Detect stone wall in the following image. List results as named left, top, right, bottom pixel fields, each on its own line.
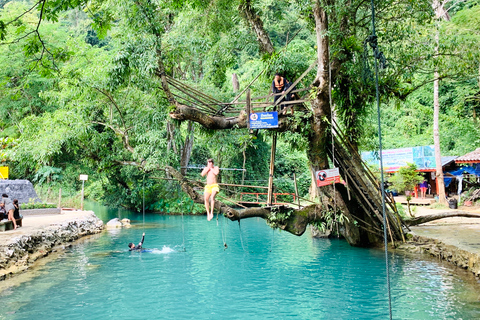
left=0, top=212, right=104, bottom=280
left=397, top=234, right=480, bottom=277
left=0, top=180, right=41, bottom=204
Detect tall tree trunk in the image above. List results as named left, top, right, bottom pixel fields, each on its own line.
left=308, top=2, right=331, bottom=199
left=433, top=1, right=449, bottom=205
left=180, top=121, right=195, bottom=175
left=433, top=68, right=447, bottom=205
left=232, top=73, right=239, bottom=92
left=238, top=0, right=275, bottom=54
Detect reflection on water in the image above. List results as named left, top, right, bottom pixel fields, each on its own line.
left=0, top=205, right=480, bottom=319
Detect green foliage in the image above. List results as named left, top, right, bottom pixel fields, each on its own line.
left=389, top=163, right=423, bottom=194
left=20, top=202, right=57, bottom=209
left=1, top=0, right=480, bottom=213
left=33, top=166, right=63, bottom=185
left=266, top=206, right=294, bottom=229
left=311, top=209, right=348, bottom=235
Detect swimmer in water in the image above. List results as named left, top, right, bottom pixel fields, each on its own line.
left=128, top=233, right=145, bottom=251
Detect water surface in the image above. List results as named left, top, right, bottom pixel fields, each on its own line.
left=1, top=205, right=479, bottom=319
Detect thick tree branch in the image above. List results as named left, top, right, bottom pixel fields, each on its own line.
left=91, top=121, right=135, bottom=153
left=169, top=102, right=300, bottom=131
left=165, top=165, right=331, bottom=236
left=405, top=211, right=480, bottom=227
left=238, top=0, right=274, bottom=54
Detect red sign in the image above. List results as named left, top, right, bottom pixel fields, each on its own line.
left=316, top=168, right=340, bottom=187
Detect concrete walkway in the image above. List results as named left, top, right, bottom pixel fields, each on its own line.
left=0, top=210, right=97, bottom=245
left=408, top=206, right=480, bottom=256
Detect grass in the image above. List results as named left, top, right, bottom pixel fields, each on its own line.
left=429, top=202, right=448, bottom=210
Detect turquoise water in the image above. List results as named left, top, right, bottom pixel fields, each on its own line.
left=1, top=205, right=480, bottom=319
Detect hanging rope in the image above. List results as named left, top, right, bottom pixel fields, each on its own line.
left=328, top=44, right=339, bottom=238
left=142, top=173, right=146, bottom=233
left=270, top=229, right=275, bottom=252
left=216, top=212, right=228, bottom=249
left=237, top=217, right=247, bottom=252
left=369, top=0, right=393, bottom=319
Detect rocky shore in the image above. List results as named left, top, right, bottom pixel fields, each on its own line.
left=396, top=206, right=480, bottom=277
left=0, top=211, right=104, bottom=280
left=397, top=234, right=480, bottom=276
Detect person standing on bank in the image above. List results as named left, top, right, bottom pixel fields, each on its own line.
left=201, top=159, right=220, bottom=221
left=420, top=179, right=428, bottom=199
left=1, top=194, right=16, bottom=230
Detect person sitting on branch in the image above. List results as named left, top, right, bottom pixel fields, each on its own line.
left=201, top=158, right=220, bottom=221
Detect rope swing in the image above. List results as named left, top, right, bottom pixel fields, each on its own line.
left=369, top=0, right=393, bottom=318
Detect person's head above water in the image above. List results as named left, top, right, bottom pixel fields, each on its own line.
left=128, top=242, right=135, bottom=249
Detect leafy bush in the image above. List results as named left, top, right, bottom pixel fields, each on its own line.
left=20, top=202, right=57, bottom=209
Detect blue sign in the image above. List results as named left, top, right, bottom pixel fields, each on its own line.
left=249, top=112, right=278, bottom=129
left=361, top=145, right=436, bottom=172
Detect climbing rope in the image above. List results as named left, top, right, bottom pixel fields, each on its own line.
left=369, top=0, right=393, bottom=318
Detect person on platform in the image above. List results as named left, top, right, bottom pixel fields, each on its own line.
left=201, top=158, right=220, bottom=221
left=271, top=73, right=295, bottom=114
left=128, top=233, right=145, bottom=251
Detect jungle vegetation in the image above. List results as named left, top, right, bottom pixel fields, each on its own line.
left=0, top=0, right=479, bottom=233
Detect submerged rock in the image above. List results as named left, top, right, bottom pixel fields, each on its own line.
left=121, top=218, right=131, bottom=228
left=106, top=218, right=123, bottom=228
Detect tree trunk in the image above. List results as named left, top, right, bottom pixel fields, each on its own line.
left=405, top=211, right=480, bottom=226
left=433, top=11, right=447, bottom=205
left=180, top=121, right=195, bottom=175
left=238, top=0, right=275, bottom=55
left=232, top=73, right=239, bottom=92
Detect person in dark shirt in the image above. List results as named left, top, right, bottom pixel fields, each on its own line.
left=128, top=233, right=145, bottom=251
left=271, top=73, right=295, bottom=114
left=13, top=199, right=20, bottom=220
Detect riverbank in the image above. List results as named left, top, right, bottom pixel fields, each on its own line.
left=0, top=210, right=104, bottom=280
left=397, top=205, right=480, bottom=277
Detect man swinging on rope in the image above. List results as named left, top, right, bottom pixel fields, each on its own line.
left=201, top=158, right=220, bottom=221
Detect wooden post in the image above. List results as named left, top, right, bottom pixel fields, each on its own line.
left=81, top=180, right=85, bottom=211
left=58, top=188, right=62, bottom=209
left=267, top=132, right=277, bottom=206
left=293, top=173, right=301, bottom=209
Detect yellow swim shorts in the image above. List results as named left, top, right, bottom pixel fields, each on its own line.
left=205, top=184, right=220, bottom=194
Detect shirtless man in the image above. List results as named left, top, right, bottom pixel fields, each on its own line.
left=201, top=158, right=220, bottom=221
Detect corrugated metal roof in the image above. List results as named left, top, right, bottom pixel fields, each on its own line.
left=441, top=156, right=458, bottom=167
left=455, top=148, right=480, bottom=163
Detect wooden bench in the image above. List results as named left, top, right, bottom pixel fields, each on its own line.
left=0, top=217, right=23, bottom=232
